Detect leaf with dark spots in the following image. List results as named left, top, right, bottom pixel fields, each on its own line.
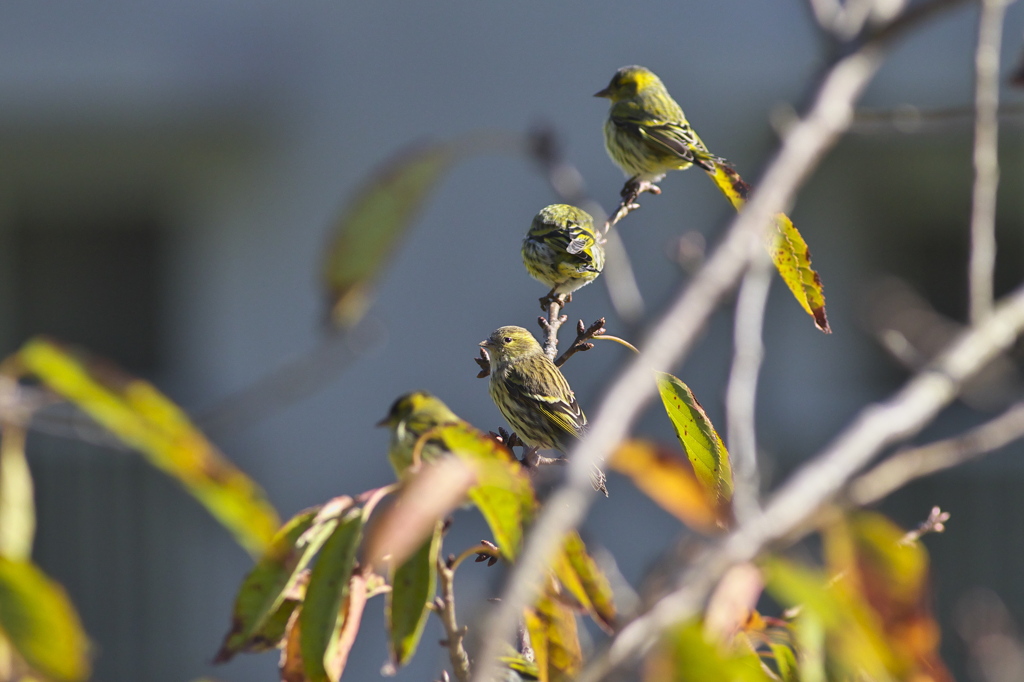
left=704, top=164, right=829, bottom=333
left=655, top=374, right=733, bottom=512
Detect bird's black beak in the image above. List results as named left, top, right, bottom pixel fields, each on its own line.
left=375, top=416, right=389, bottom=427
left=479, top=339, right=491, bottom=348
left=594, top=87, right=611, bottom=98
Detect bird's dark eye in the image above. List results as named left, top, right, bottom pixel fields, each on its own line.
left=503, top=337, right=513, bottom=344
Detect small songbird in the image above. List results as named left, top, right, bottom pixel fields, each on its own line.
left=521, top=204, right=604, bottom=304
left=377, top=391, right=462, bottom=476
left=480, top=326, right=606, bottom=495
left=595, top=65, right=725, bottom=194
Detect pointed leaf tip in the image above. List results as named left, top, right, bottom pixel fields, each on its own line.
left=654, top=374, right=733, bottom=512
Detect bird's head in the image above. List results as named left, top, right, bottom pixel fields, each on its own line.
left=377, top=391, right=451, bottom=428
left=594, top=65, right=663, bottom=101
left=532, top=204, right=594, bottom=233
left=480, top=326, right=543, bottom=364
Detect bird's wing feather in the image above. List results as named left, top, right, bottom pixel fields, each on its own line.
left=610, top=104, right=724, bottom=171
left=528, top=226, right=598, bottom=266
left=505, top=364, right=586, bottom=440
left=640, top=125, right=723, bottom=170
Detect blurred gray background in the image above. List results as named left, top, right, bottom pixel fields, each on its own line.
left=0, top=2, right=1023, bottom=680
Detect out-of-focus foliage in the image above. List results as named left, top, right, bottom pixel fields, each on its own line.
left=0, top=422, right=33, bottom=561
left=609, top=439, right=722, bottom=532
left=645, top=621, right=772, bottom=682
left=763, top=510, right=953, bottom=682
left=323, top=134, right=524, bottom=329
left=0, top=558, right=91, bottom=682
left=553, top=531, right=617, bottom=633
left=386, top=522, right=441, bottom=666
left=524, top=583, right=583, bottom=682
left=218, top=403, right=621, bottom=680
left=14, top=338, right=280, bottom=556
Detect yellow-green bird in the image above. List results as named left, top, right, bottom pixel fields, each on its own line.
left=480, top=326, right=606, bottom=495
left=595, top=65, right=725, bottom=194
left=377, top=391, right=462, bottom=477
left=522, top=204, right=604, bottom=304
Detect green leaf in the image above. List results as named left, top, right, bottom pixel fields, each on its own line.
left=768, top=641, right=800, bottom=682
left=763, top=556, right=895, bottom=681
left=524, top=591, right=582, bottom=682
left=387, top=521, right=442, bottom=667
left=216, top=500, right=353, bottom=661
left=655, top=373, right=733, bottom=508
left=0, top=423, right=34, bottom=560
left=827, top=511, right=952, bottom=680
left=300, top=506, right=365, bottom=682
left=0, top=558, right=90, bottom=682
left=552, top=532, right=616, bottom=633
left=323, top=141, right=463, bottom=328
left=438, top=423, right=535, bottom=560
left=647, top=620, right=772, bottom=682
left=17, top=338, right=280, bottom=556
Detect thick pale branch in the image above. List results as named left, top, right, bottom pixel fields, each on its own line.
left=581, top=282, right=1024, bottom=681
left=968, top=0, right=1010, bottom=324
left=849, top=399, right=1024, bottom=506
left=724, top=250, right=773, bottom=524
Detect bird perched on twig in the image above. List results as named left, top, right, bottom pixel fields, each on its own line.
left=480, top=326, right=607, bottom=495
left=521, top=204, right=605, bottom=307
left=595, top=65, right=726, bottom=200
left=377, top=391, right=463, bottom=477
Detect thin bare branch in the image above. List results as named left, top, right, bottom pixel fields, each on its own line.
left=725, top=249, right=773, bottom=525
left=554, top=318, right=607, bottom=368
left=850, top=102, right=1024, bottom=135
left=435, top=555, right=472, bottom=682
left=538, top=298, right=569, bottom=361
left=969, top=0, right=1012, bottom=324
left=849, top=399, right=1024, bottom=506
left=898, top=506, right=950, bottom=545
